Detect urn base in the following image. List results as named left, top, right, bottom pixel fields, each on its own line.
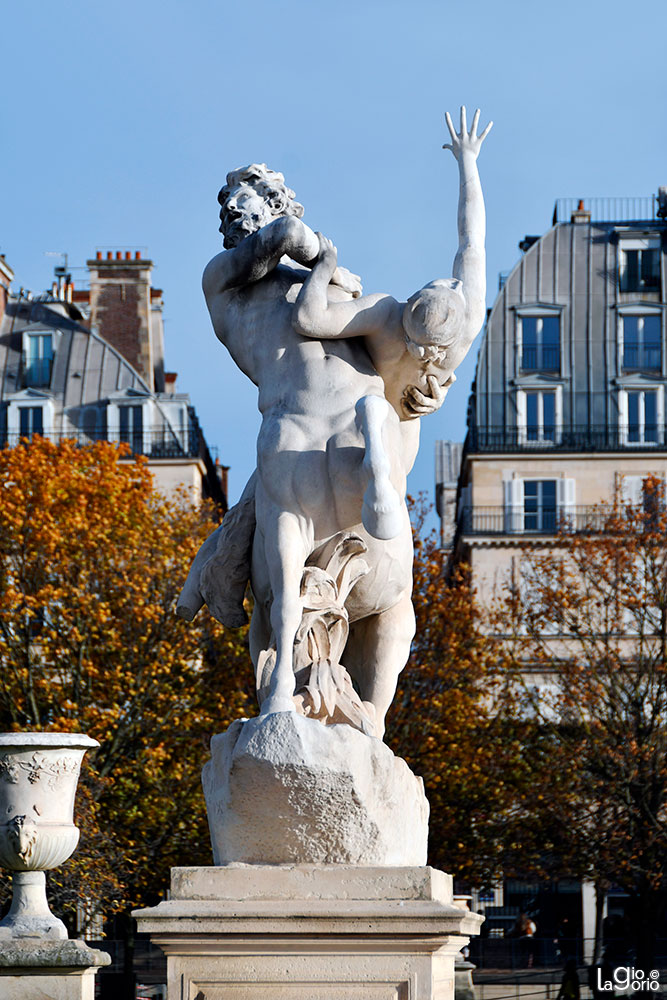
left=0, top=871, right=67, bottom=940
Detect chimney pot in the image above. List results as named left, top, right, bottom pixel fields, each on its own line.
left=135, top=251, right=141, bottom=260
left=571, top=199, right=591, bottom=224
left=107, top=251, right=112, bottom=260
left=116, top=251, right=122, bottom=261
left=96, top=251, right=102, bottom=261
left=125, top=251, right=131, bottom=260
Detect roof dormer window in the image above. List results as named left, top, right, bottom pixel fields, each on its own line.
left=619, top=237, right=661, bottom=293
left=22, top=332, right=54, bottom=388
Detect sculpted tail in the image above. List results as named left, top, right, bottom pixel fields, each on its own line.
left=177, top=472, right=257, bottom=628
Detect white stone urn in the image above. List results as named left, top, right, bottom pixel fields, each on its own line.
left=0, top=733, right=99, bottom=939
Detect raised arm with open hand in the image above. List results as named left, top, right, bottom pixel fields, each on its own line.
left=441, top=106, right=492, bottom=349
left=442, top=106, right=492, bottom=162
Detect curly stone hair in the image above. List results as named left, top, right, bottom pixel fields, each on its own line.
left=218, top=163, right=304, bottom=244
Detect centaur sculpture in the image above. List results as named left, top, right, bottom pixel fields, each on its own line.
left=178, top=108, right=491, bottom=738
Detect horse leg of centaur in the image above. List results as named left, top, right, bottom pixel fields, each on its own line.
left=258, top=505, right=311, bottom=715
left=345, top=590, right=415, bottom=738
left=355, top=394, right=403, bottom=541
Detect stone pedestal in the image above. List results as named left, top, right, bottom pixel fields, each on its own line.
left=0, top=939, right=111, bottom=1000
left=134, top=864, right=483, bottom=1000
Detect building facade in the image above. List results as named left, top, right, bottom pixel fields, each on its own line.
left=455, top=190, right=667, bottom=597
left=452, top=189, right=667, bottom=956
left=0, top=250, right=226, bottom=508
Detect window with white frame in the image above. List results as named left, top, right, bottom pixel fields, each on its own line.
left=18, top=406, right=44, bottom=438
left=22, top=332, right=54, bottom=388
left=619, top=388, right=663, bottom=445
left=520, top=315, right=560, bottom=373
left=503, top=477, right=575, bottom=533
left=619, top=474, right=664, bottom=635
left=622, top=314, right=662, bottom=372
left=107, top=394, right=152, bottom=454
left=5, top=394, right=54, bottom=442
left=517, top=387, right=562, bottom=444
left=119, top=404, right=144, bottom=452
left=523, top=479, right=557, bottom=532
left=619, top=237, right=661, bottom=293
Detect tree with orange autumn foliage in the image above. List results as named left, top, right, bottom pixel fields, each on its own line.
left=496, top=477, right=667, bottom=967
left=388, top=499, right=548, bottom=890
left=0, top=438, right=255, bottom=933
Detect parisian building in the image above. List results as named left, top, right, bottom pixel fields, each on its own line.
left=454, top=189, right=667, bottom=597
left=450, top=187, right=667, bottom=955
left=0, top=250, right=226, bottom=508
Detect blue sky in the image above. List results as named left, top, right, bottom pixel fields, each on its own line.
left=3, top=0, right=666, bottom=508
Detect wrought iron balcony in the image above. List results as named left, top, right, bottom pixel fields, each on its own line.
left=458, top=504, right=613, bottom=536
left=0, top=427, right=204, bottom=459
left=467, top=424, right=667, bottom=453
left=622, top=345, right=662, bottom=371
left=520, top=345, right=560, bottom=373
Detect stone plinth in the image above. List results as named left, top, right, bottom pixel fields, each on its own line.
left=134, top=864, right=483, bottom=1000
left=0, top=939, right=111, bottom=1000
left=203, top=713, right=429, bottom=866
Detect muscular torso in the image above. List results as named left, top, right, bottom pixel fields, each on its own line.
left=206, top=260, right=416, bottom=616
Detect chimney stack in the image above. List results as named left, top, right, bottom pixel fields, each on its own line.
left=86, top=250, right=164, bottom=391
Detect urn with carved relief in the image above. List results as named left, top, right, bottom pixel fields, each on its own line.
left=0, top=733, right=98, bottom=939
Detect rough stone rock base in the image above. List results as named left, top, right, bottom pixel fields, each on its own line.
left=0, top=939, right=110, bottom=1000
left=202, top=712, right=429, bottom=865
left=134, top=864, right=483, bottom=1000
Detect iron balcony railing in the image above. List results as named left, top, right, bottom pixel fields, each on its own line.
left=520, top=346, right=560, bottom=373
left=459, top=504, right=625, bottom=536
left=552, top=195, right=660, bottom=224
left=0, top=427, right=203, bottom=459
left=458, top=504, right=648, bottom=535
left=467, top=424, right=667, bottom=453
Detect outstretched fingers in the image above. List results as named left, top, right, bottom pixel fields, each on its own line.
left=479, top=120, right=494, bottom=141
left=444, top=106, right=492, bottom=153
left=444, top=110, right=458, bottom=144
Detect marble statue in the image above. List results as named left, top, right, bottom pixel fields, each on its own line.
left=179, top=108, right=491, bottom=739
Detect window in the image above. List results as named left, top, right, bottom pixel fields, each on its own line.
left=119, top=405, right=144, bottom=452
left=523, top=389, right=559, bottom=443
left=621, top=474, right=664, bottom=509
left=19, top=406, right=43, bottom=438
left=619, top=238, right=661, bottom=293
left=520, top=316, right=560, bottom=372
left=22, top=333, right=54, bottom=388
left=622, top=315, right=662, bottom=371
left=526, top=391, right=555, bottom=441
left=503, top=477, right=574, bottom=534
left=620, top=389, right=662, bottom=445
left=523, top=480, right=557, bottom=532
left=517, top=387, right=563, bottom=446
